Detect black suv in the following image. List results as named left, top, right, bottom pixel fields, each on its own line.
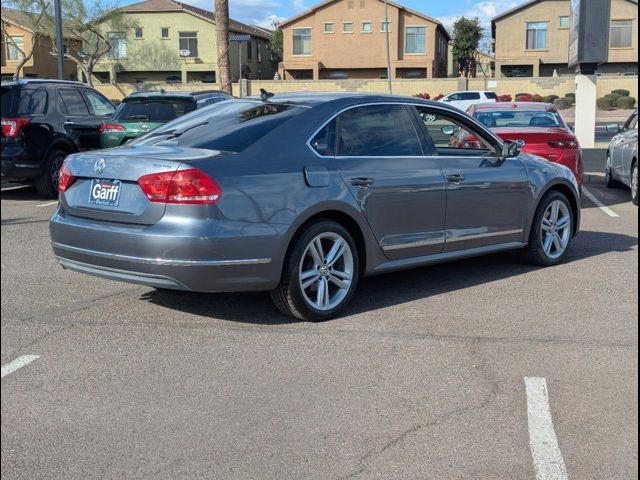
left=1, top=79, right=116, bottom=197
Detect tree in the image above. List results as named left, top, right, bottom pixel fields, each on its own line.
left=42, top=0, right=133, bottom=86
left=270, top=20, right=282, bottom=71
left=214, top=0, right=231, bottom=94
left=451, top=17, right=483, bottom=78
left=1, top=0, right=50, bottom=80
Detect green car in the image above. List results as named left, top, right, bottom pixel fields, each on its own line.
left=99, top=90, right=233, bottom=148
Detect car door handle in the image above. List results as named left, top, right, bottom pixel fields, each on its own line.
left=447, top=174, right=465, bottom=184
left=350, top=177, right=375, bottom=188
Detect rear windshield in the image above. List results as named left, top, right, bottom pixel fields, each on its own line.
left=114, top=98, right=196, bottom=122
left=474, top=110, right=564, bottom=128
left=133, top=100, right=306, bottom=152
left=1, top=87, right=47, bottom=115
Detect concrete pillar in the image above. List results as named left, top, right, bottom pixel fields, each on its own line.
left=532, top=62, right=540, bottom=77
left=312, top=64, right=319, bottom=80
left=574, top=74, right=597, bottom=148
left=181, top=68, right=188, bottom=84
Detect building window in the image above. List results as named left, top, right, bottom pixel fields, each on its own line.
left=324, top=22, right=334, bottom=33
left=362, top=22, right=372, bottom=33
left=257, top=43, right=262, bottom=62
left=610, top=19, right=633, bottom=48
left=107, top=33, right=127, bottom=59
left=405, top=26, right=426, bottom=54
left=381, top=21, right=391, bottom=32
left=559, top=16, right=570, bottom=28
left=526, top=22, right=547, bottom=49
left=134, top=27, right=143, bottom=38
left=7, top=35, right=25, bottom=61
left=343, top=22, right=353, bottom=33
left=347, top=0, right=354, bottom=8
left=161, top=27, right=169, bottom=38
left=292, top=28, right=312, bottom=55
left=179, top=31, right=198, bottom=57
left=247, top=40, right=252, bottom=60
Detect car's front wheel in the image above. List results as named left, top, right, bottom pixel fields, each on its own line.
left=271, top=220, right=359, bottom=321
left=631, top=162, right=638, bottom=206
left=522, top=191, right=574, bottom=267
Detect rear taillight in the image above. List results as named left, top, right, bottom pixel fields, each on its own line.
left=548, top=137, right=579, bottom=149
left=1, top=117, right=30, bottom=137
left=99, top=123, right=126, bottom=133
left=57, top=164, right=76, bottom=193
left=137, top=169, right=222, bottom=205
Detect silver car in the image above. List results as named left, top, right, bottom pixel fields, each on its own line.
left=605, top=109, right=638, bottom=205
left=50, top=94, right=581, bottom=321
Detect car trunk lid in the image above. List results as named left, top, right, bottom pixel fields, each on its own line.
left=60, top=145, right=223, bottom=225
left=492, top=127, right=574, bottom=161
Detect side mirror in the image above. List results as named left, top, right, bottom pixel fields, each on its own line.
left=441, top=125, right=456, bottom=136
left=501, top=140, right=520, bottom=159
left=605, top=123, right=622, bottom=133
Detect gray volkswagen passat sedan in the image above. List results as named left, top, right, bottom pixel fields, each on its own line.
left=605, top=109, right=638, bottom=205
left=50, top=94, right=581, bottom=321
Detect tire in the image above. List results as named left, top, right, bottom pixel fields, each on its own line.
left=521, top=191, right=574, bottom=267
left=631, top=162, right=638, bottom=206
left=34, top=148, right=67, bottom=198
left=271, top=220, right=360, bottom=322
left=605, top=153, right=619, bottom=188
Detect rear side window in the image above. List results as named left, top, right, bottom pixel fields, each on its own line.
left=133, top=100, right=306, bottom=152
left=59, top=89, right=90, bottom=115
left=1, top=87, right=47, bottom=115
left=310, top=119, right=336, bottom=156
left=460, top=92, right=481, bottom=100
left=484, top=92, right=497, bottom=100
left=115, top=99, right=196, bottom=122
left=336, top=105, right=422, bottom=157
left=84, top=91, right=115, bottom=116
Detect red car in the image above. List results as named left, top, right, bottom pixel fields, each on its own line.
left=453, top=102, right=584, bottom=184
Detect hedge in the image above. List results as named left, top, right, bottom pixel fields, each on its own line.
left=612, top=89, right=630, bottom=97
left=554, top=98, right=572, bottom=110
left=616, top=96, right=637, bottom=109
left=596, top=96, right=615, bottom=110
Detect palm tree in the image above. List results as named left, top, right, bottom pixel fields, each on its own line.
left=214, top=0, right=231, bottom=94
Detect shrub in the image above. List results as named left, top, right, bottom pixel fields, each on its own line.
left=553, top=98, right=572, bottom=110
left=542, top=95, right=559, bottom=103
left=432, top=93, right=445, bottom=101
left=565, top=92, right=576, bottom=99
left=530, top=94, right=544, bottom=102
left=497, top=94, right=513, bottom=102
left=616, top=96, right=637, bottom=109
left=516, top=94, right=533, bottom=102
left=414, top=92, right=431, bottom=99
left=612, top=89, right=630, bottom=97
left=596, top=96, right=616, bottom=110
left=563, top=94, right=575, bottom=105
left=515, top=93, right=531, bottom=97
left=605, top=93, right=621, bottom=103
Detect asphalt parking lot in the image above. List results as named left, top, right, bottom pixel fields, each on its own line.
left=1, top=165, right=637, bottom=479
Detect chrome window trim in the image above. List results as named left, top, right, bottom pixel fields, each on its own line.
left=52, top=242, right=272, bottom=267
left=305, top=101, right=504, bottom=159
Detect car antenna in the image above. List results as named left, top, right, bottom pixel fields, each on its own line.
left=260, top=88, right=275, bottom=102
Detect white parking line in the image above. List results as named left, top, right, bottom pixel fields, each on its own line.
left=525, top=376, right=569, bottom=480
left=36, top=201, right=59, bottom=207
left=1, top=355, right=41, bottom=379
left=582, top=187, right=620, bottom=218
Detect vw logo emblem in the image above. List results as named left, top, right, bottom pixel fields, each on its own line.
left=516, top=139, right=526, bottom=148
left=94, top=157, right=106, bottom=175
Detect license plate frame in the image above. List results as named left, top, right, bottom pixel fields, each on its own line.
left=88, top=179, right=122, bottom=207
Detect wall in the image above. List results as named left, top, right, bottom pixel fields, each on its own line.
left=93, top=76, right=638, bottom=102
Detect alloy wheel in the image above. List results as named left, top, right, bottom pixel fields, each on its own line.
left=632, top=165, right=638, bottom=202
left=540, top=200, right=572, bottom=260
left=299, top=232, right=354, bottom=311
left=50, top=154, right=65, bottom=189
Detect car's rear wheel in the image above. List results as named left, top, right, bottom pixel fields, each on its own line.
left=34, top=148, right=66, bottom=198
left=631, top=162, right=638, bottom=206
left=271, top=220, right=359, bottom=322
left=521, top=191, right=574, bottom=267
left=605, top=153, right=619, bottom=188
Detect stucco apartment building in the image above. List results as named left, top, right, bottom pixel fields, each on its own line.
left=1, top=8, right=79, bottom=80
left=492, top=0, right=638, bottom=77
left=92, top=0, right=275, bottom=84
left=279, top=0, right=450, bottom=80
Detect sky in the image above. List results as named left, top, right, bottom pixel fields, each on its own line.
left=121, top=0, right=523, bottom=35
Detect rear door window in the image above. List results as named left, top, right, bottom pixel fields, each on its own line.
left=484, top=92, right=497, bottom=100
left=460, top=92, right=481, bottom=100
left=1, top=87, right=47, bottom=115
left=115, top=99, right=196, bottom=122
left=59, top=89, right=90, bottom=115
left=310, top=119, right=336, bottom=156
left=336, top=104, right=423, bottom=157
left=84, top=91, right=115, bottom=117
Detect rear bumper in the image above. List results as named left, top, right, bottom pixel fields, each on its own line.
left=49, top=210, right=287, bottom=292
left=1, top=146, right=43, bottom=178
